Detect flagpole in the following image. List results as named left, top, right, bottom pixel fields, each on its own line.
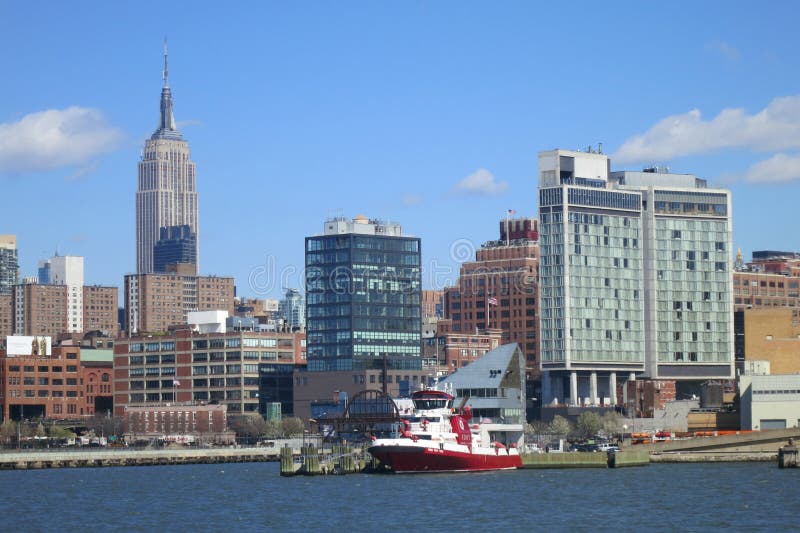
left=506, top=213, right=510, bottom=247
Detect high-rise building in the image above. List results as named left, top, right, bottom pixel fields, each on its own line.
left=537, top=149, right=733, bottom=407
left=0, top=235, right=19, bottom=295
left=50, top=255, right=84, bottom=333
left=305, top=215, right=422, bottom=372
left=12, top=282, right=118, bottom=338
left=279, top=288, right=305, bottom=331
left=124, top=270, right=234, bottom=335
left=442, top=217, right=539, bottom=373
left=153, top=224, right=197, bottom=274
left=136, top=44, right=198, bottom=274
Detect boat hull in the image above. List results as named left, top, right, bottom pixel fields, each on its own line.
left=368, top=444, right=521, bottom=473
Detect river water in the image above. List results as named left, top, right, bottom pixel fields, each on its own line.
left=0, top=461, right=796, bottom=531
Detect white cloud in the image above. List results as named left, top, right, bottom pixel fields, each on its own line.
left=453, top=168, right=507, bottom=195
left=743, top=153, right=800, bottom=184
left=708, top=40, right=739, bottom=61
left=613, top=96, right=800, bottom=163
left=0, top=106, right=122, bottom=174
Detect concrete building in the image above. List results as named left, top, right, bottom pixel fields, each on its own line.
left=537, top=149, right=733, bottom=407
left=0, top=235, right=19, bottom=295
left=113, top=328, right=306, bottom=417
left=136, top=45, right=198, bottom=274
left=739, top=374, right=800, bottom=430
left=153, top=225, right=197, bottom=274
left=123, top=270, right=234, bottom=335
left=443, top=217, right=539, bottom=374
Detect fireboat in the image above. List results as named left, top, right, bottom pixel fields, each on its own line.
left=367, top=389, right=521, bottom=473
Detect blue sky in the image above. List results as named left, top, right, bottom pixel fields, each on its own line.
left=2, top=1, right=800, bottom=298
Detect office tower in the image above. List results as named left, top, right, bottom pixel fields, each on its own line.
left=279, top=288, right=305, bottom=330
left=305, top=215, right=422, bottom=371
left=153, top=224, right=197, bottom=273
left=537, top=149, right=733, bottom=407
left=37, top=259, right=51, bottom=284
left=136, top=44, right=198, bottom=274
left=0, top=235, right=19, bottom=295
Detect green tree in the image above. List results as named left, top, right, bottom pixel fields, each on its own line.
left=548, top=415, right=572, bottom=437
left=575, top=411, right=603, bottom=439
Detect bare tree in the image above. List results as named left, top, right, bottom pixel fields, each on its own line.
left=0, top=421, right=16, bottom=447
left=281, top=417, right=304, bottom=436
left=548, top=415, right=572, bottom=437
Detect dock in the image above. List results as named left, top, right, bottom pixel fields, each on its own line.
left=279, top=445, right=371, bottom=476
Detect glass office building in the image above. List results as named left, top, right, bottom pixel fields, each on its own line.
left=305, top=216, right=422, bottom=372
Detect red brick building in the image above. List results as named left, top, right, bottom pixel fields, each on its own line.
left=123, top=404, right=233, bottom=443
left=113, top=328, right=306, bottom=417
left=0, top=344, right=85, bottom=420
left=443, top=218, right=539, bottom=375
left=422, top=328, right=502, bottom=373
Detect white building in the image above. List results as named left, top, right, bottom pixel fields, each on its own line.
left=740, top=374, right=800, bottom=430
left=538, top=149, right=733, bottom=407
left=50, top=255, right=84, bottom=333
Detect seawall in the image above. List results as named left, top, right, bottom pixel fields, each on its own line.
left=0, top=447, right=281, bottom=470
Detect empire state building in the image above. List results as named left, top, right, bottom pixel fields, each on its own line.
left=136, top=44, right=198, bottom=274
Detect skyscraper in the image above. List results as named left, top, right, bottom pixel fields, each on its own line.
left=136, top=43, right=198, bottom=274
left=153, top=224, right=197, bottom=273
left=0, top=235, right=19, bottom=295
left=305, top=215, right=422, bottom=371
left=537, top=149, right=733, bottom=407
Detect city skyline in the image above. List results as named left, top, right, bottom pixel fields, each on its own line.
left=2, top=2, right=800, bottom=297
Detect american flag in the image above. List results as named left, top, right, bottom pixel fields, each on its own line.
left=488, top=297, right=498, bottom=306
left=507, top=209, right=516, bottom=216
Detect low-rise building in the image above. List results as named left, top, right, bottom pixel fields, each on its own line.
left=0, top=339, right=85, bottom=420
left=123, top=403, right=234, bottom=443
left=739, top=374, right=800, bottom=430
left=113, top=328, right=306, bottom=418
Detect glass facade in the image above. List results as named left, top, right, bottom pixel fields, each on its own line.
left=305, top=233, right=422, bottom=371
left=649, top=192, right=732, bottom=364
left=539, top=187, right=645, bottom=367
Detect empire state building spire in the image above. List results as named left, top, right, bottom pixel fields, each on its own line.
left=153, top=40, right=181, bottom=139
left=137, top=41, right=198, bottom=275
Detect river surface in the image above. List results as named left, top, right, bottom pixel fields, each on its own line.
left=0, top=461, right=797, bottom=531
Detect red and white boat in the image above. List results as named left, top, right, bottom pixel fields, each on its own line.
left=367, top=389, right=521, bottom=473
